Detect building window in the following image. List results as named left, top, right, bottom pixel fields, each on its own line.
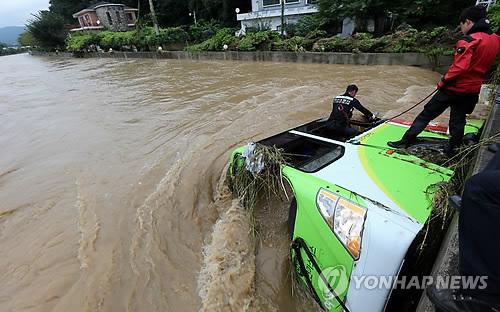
left=263, top=0, right=299, bottom=6
left=84, top=14, right=91, bottom=26
left=127, top=13, right=134, bottom=23
left=116, top=11, right=122, bottom=24
left=106, top=12, right=113, bottom=25
left=263, top=0, right=279, bottom=6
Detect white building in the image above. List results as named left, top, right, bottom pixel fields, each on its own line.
left=236, top=0, right=318, bottom=35
left=476, top=0, right=497, bottom=10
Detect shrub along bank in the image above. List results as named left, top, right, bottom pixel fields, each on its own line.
left=185, top=26, right=457, bottom=56
left=66, top=24, right=457, bottom=56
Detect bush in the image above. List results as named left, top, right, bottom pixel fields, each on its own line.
left=272, top=36, right=314, bottom=51
left=67, top=26, right=192, bottom=52
left=305, top=29, right=328, bottom=40
left=185, top=28, right=237, bottom=51
left=238, top=30, right=280, bottom=51
left=66, top=33, right=95, bottom=52
left=314, top=36, right=353, bottom=52
left=157, top=27, right=189, bottom=46
left=134, top=27, right=155, bottom=49
left=351, top=33, right=377, bottom=52
left=489, top=3, right=500, bottom=32
left=188, top=20, right=222, bottom=43
left=98, top=31, right=118, bottom=49
left=292, top=14, right=325, bottom=37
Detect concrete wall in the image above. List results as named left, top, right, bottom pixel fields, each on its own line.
left=30, top=51, right=73, bottom=57
left=77, top=51, right=452, bottom=70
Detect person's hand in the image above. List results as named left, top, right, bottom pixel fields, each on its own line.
left=437, top=76, right=447, bottom=89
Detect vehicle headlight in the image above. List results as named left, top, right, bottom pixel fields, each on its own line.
left=316, top=188, right=367, bottom=260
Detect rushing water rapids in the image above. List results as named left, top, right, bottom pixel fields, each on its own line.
left=0, top=53, right=443, bottom=312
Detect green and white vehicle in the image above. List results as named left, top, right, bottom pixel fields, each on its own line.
left=228, top=117, right=483, bottom=311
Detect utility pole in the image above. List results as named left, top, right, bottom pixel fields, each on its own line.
left=280, top=0, right=285, bottom=36
left=148, top=0, right=160, bottom=36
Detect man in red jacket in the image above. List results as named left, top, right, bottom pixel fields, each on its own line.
left=388, top=6, right=499, bottom=152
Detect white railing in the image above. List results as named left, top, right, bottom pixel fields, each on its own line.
left=476, top=0, right=497, bottom=10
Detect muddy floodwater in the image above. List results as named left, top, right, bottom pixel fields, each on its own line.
left=0, top=53, right=441, bottom=312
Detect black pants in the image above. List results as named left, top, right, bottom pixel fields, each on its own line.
left=459, top=152, right=500, bottom=299
left=326, top=125, right=359, bottom=139
left=402, top=89, right=478, bottom=149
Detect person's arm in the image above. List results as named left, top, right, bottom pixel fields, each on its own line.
left=438, top=36, right=479, bottom=88
left=351, top=98, right=374, bottom=119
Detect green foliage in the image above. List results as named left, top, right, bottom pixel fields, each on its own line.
left=286, top=14, right=326, bottom=38
left=489, top=3, right=500, bottom=32
left=272, top=36, right=314, bottom=51
left=18, top=31, right=38, bottom=47
left=316, top=0, right=474, bottom=30
left=186, top=28, right=236, bottom=51
left=188, top=20, right=222, bottom=43
left=314, top=36, right=353, bottom=52
left=0, top=43, right=27, bottom=56
left=66, top=33, right=95, bottom=52
left=48, top=0, right=92, bottom=23
left=157, top=27, right=189, bottom=45
left=134, top=27, right=157, bottom=49
left=27, top=10, right=67, bottom=49
left=238, top=30, right=280, bottom=51
left=389, top=28, right=419, bottom=53
left=312, top=26, right=456, bottom=53
left=48, top=0, right=250, bottom=28
left=66, top=26, right=191, bottom=52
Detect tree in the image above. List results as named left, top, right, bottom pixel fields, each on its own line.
left=18, top=31, right=37, bottom=47
left=148, top=0, right=160, bottom=35
left=489, top=3, right=500, bottom=33
left=27, top=11, right=68, bottom=49
left=317, top=0, right=475, bottom=31
left=49, top=0, right=93, bottom=23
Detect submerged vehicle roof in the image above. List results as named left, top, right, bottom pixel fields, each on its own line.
left=236, top=118, right=484, bottom=225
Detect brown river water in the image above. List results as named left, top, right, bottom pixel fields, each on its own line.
left=0, top=53, right=442, bottom=312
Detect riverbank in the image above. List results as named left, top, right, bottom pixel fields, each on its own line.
left=30, top=50, right=452, bottom=71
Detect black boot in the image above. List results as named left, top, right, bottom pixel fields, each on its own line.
left=387, top=139, right=413, bottom=149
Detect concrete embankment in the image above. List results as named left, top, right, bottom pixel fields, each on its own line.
left=30, top=50, right=452, bottom=70
left=417, top=92, right=499, bottom=311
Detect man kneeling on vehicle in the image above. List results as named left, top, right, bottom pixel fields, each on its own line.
left=326, top=84, right=377, bottom=139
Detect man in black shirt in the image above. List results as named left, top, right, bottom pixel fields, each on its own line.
left=326, top=84, right=376, bottom=138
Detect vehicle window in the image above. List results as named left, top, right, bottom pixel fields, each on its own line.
left=259, top=133, right=344, bottom=173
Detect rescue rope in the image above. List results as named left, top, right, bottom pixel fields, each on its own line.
left=347, top=88, right=438, bottom=127
left=386, top=88, right=438, bottom=121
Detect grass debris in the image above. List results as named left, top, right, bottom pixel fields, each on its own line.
left=227, top=143, right=289, bottom=213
